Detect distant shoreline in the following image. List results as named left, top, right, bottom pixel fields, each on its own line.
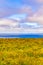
left=0, top=34, right=43, bottom=38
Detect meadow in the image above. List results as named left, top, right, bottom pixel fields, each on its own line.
left=0, top=38, right=43, bottom=65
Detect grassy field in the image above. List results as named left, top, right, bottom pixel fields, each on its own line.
left=0, top=38, right=43, bottom=65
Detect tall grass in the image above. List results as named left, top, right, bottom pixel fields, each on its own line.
left=0, top=38, right=43, bottom=65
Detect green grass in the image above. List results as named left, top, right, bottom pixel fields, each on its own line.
left=0, top=38, right=43, bottom=65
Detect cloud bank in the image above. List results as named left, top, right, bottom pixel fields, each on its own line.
left=0, top=18, right=43, bottom=34
left=0, top=0, right=43, bottom=34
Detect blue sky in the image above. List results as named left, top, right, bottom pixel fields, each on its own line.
left=0, top=0, right=42, bottom=18
left=0, top=0, right=43, bottom=34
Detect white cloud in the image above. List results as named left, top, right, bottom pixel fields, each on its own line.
left=8, top=14, right=27, bottom=21
left=0, top=18, right=19, bottom=26
left=0, top=18, right=43, bottom=34
left=26, top=16, right=43, bottom=24
left=26, top=6, right=43, bottom=24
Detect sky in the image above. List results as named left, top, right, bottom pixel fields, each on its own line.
left=0, top=0, right=43, bottom=34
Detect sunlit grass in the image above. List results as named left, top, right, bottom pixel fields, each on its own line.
left=0, top=38, right=43, bottom=65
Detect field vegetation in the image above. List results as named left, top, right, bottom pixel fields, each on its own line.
left=0, top=38, right=43, bottom=65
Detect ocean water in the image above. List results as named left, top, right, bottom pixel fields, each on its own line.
left=0, top=34, right=43, bottom=38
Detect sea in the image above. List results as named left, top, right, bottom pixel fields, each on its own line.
left=0, top=34, right=43, bottom=38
